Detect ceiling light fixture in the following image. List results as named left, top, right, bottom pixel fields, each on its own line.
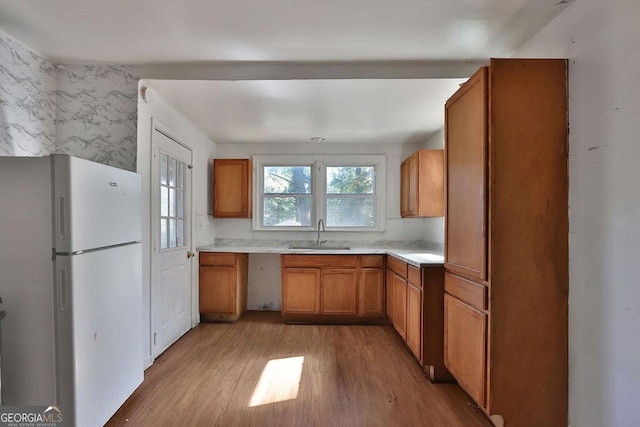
left=310, top=137, right=325, bottom=144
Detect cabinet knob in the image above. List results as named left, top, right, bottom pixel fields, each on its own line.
left=187, top=251, right=195, bottom=259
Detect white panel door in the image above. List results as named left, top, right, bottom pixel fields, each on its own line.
left=151, top=128, right=193, bottom=358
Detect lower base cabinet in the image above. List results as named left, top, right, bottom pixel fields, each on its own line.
left=281, top=268, right=320, bottom=314
left=359, top=267, right=385, bottom=316
left=321, top=269, right=358, bottom=315
left=199, top=252, right=248, bottom=322
left=387, top=255, right=451, bottom=382
left=444, top=293, right=487, bottom=406
left=281, top=254, right=385, bottom=323
left=406, top=284, right=422, bottom=360
left=392, top=273, right=407, bottom=339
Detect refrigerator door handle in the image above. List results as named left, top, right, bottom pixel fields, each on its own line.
left=57, top=195, right=66, bottom=241
left=58, top=268, right=68, bottom=312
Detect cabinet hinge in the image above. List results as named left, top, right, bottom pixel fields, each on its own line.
left=153, top=332, right=157, bottom=346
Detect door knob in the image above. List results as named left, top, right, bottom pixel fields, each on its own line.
left=187, top=251, right=195, bottom=259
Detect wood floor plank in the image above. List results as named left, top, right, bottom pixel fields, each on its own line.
left=107, top=311, right=491, bottom=427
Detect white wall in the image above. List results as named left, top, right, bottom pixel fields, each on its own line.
left=136, top=83, right=216, bottom=367
left=216, top=140, right=430, bottom=310
left=515, top=1, right=640, bottom=425
left=215, top=140, right=427, bottom=241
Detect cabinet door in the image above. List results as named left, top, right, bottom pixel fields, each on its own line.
left=199, top=266, right=236, bottom=314
left=385, top=268, right=395, bottom=322
left=321, top=269, right=358, bottom=315
left=213, top=159, right=252, bottom=218
left=444, top=293, right=487, bottom=407
left=359, top=268, right=384, bottom=316
left=393, top=274, right=407, bottom=339
left=282, top=268, right=320, bottom=314
left=406, top=284, right=422, bottom=361
left=445, top=67, right=488, bottom=281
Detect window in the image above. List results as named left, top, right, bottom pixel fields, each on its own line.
left=326, top=166, right=376, bottom=227
left=263, top=165, right=312, bottom=227
left=254, top=155, right=386, bottom=231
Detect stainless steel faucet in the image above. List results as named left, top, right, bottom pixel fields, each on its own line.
left=316, top=218, right=326, bottom=246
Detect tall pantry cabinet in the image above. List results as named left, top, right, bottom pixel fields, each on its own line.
left=444, top=59, right=568, bottom=426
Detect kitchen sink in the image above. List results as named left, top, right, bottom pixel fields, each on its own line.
left=288, top=245, right=351, bottom=250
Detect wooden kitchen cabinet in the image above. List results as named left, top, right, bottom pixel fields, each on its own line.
left=444, top=293, right=487, bottom=406
left=445, top=68, right=487, bottom=282
left=385, top=268, right=395, bottom=322
left=199, top=252, right=248, bottom=322
left=359, top=267, right=385, bottom=317
left=392, top=273, right=407, bottom=339
left=405, top=283, right=422, bottom=360
left=400, top=149, right=444, bottom=217
left=444, top=59, right=568, bottom=426
left=282, top=268, right=320, bottom=314
left=213, top=159, right=252, bottom=218
left=281, top=254, right=386, bottom=323
left=321, top=269, right=358, bottom=315
left=387, top=255, right=450, bottom=382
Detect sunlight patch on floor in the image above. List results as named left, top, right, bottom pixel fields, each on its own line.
left=249, top=356, right=304, bottom=407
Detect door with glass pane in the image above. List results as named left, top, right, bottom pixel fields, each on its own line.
left=151, top=128, right=192, bottom=359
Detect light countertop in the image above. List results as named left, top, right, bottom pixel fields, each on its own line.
left=197, top=239, right=444, bottom=267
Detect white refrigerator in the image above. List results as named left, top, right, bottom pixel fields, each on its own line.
left=0, top=155, right=144, bottom=427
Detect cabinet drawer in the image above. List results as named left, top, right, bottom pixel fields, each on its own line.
left=407, top=265, right=422, bottom=288
left=200, top=252, right=237, bottom=267
left=444, top=272, right=486, bottom=311
left=282, top=255, right=357, bottom=268
left=360, top=255, right=384, bottom=268
left=387, top=256, right=408, bottom=279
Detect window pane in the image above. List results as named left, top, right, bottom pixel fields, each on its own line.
left=177, top=190, right=184, bottom=218
left=326, top=196, right=375, bottom=227
left=326, top=166, right=375, bottom=194
left=169, top=158, right=177, bottom=187
left=160, top=218, right=168, bottom=249
left=177, top=219, right=184, bottom=247
left=177, top=162, right=184, bottom=189
left=160, top=154, right=168, bottom=185
left=264, top=166, right=311, bottom=194
left=169, top=219, right=176, bottom=248
left=263, top=196, right=311, bottom=226
left=169, top=188, right=175, bottom=217
left=161, top=186, right=169, bottom=217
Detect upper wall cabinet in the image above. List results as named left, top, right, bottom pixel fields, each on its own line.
left=400, top=149, right=444, bottom=218
left=213, top=159, right=252, bottom=218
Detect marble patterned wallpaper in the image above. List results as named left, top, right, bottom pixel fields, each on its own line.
left=0, top=29, right=142, bottom=171
left=0, top=31, right=57, bottom=156
left=55, top=65, right=141, bottom=171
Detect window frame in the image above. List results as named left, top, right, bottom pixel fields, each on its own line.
left=253, top=155, right=386, bottom=231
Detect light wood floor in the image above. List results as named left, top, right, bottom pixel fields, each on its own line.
left=107, top=311, right=491, bottom=427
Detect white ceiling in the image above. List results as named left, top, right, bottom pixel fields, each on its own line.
left=146, top=78, right=467, bottom=145
left=0, top=0, right=572, bottom=145
left=0, top=0, right=571, bottom=63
